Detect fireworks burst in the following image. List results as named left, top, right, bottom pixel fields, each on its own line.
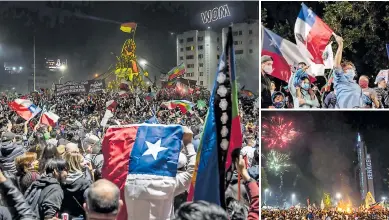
left=266, top=150, right=291, bottom=175
left=262, top=116, right=298, bottom=148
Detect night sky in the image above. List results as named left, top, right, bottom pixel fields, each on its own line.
left=0, top=1, right=258, bottom=87
left=262, top=111, right=389, bottom=206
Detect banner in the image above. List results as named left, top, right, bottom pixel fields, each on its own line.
left=54, top=80, right=105, bottom=96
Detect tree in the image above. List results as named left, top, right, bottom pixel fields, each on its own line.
left=322, top=2, right=389, bottom=74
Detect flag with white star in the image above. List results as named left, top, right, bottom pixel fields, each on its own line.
left=101, top=124, right=183, bottom=220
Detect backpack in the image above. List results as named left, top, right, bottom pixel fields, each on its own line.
left=24, top=184, right=43, bottom=219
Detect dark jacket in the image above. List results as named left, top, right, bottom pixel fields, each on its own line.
left=24, top=175, right=63, bottom=220
left=61, top=172, right=92, bottom=218
left=0, top=143, right=25, bottom=174
left=261, top=73, right=273, bottom=108
left=0, top=179, right=37, bottom=220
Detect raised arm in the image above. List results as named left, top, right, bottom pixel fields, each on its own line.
left=334, top=35, right=344, bottom=69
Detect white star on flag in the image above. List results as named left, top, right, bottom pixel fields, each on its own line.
left=270, top=39, right=278, bottom=48
left=142, top=139, right=168, bottom=160
left=307, top=9, right=313, bottom=18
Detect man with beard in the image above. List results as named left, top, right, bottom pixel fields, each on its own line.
left=374, top=74, right=389, bottom=108
left=261, top=55, right=274, bottom=108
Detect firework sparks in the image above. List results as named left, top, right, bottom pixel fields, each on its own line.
left=266, top=150, right=291, bottom=175
left=262, top=116, right=297, bottom=148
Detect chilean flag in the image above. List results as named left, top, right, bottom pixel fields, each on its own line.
left=102, top=124, right=183, bottom=220
left=8, top=99, right=41, bottom=121
left=294, top=3, right=334, bottom=64
left=262, top=27, right=317, bottom=82
left=40, top=111, right=59, bottom=127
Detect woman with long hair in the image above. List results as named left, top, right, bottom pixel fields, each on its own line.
left=60, top=151, right=93, bottom=219
left=38, top=143, right=60, bottom=174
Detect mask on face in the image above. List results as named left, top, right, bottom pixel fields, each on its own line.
left=263, top=65, right=273, bottom=74
left=301, top=83, right=310, bottom=90
left=359, top=80, right=369, bottom=89
left=344, top=69, right=356, bottom=81
left=273, top=101, right=285, bottom=109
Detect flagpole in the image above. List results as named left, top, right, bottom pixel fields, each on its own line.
left=33, top=36, right=36, bottom=92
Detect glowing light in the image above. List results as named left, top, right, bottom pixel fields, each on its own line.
left=94, top=74, right=99, bottom=78
left=266, top=150, right=290, bottom=175
left=12, top=67, right=16, bottom=70
left=262, top=116, right=298, bottom=148
left=19, top=66, right=23, bottom=70
left=336, top=193, right=342, bottom=199
left=59, top=65, right=67, bottom=71
left=139, top=59, right=147, bottom=66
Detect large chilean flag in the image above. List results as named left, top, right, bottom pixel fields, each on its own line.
left=294, top=3, right=334, bottom=64
left=262, top=27, right=317, bottom=82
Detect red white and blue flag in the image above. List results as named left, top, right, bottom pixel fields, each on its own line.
left=294, top=3, right=334, bottom=64
left=40, top=111, right=59, bottom=127
left=102, top=124, right=183, bottom=220
left=8, top=99, right=41, bottom=121
left=262, top=27, right=318, bottom=82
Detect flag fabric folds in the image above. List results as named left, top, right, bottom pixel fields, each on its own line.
left=106, top=100, right=118, bottom=112
left=167, top=63, right=186, bottom=80
left=187, top=27, right=242, bottom=208
left=120, top=22, right=137, bottom=33
left=40, top=111, right=59, bottom=127
left=102, top=124, right=183, bottom=220
left=161, top=100, right=194, bottom=114
left=262, top=27, right=319, bottom=82
left=9, top=99, right=41, bottom=121
left=294, top=3, right=334, bottom=64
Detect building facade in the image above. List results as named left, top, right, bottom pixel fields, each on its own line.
left=357, top=133, right=375, bottom=200
left=176, top=30, right=221, bottom=91
left=176, top=20, right=259, bottom=91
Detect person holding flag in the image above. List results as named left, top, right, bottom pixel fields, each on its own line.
left=333, top=35, right=363, bottom=108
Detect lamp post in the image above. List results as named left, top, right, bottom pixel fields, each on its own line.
left=291, top=193, right=296, bottom=206
left=59, top=76, right=65, bottom=84
left=264, top=189, right=268, bottom=205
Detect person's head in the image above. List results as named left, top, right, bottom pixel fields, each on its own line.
left=84, top=179, right=123, bottom=220
left=15, top=152, right=39, bottom=175
left=272, top=91, right=285, bottom=109
left=40, top=143, right=60, bottom=161
left=1, top=132, right=16, bottom=145
left=298, top=62, right=307, bottom=70
left=376, top=76, right=387, bottom=88
left=261, top=55, right=273, bottom=74
left=226, top=197, right=248, bottom=220
left=174, top=201, right=229, bottom=220
left=300, top=77, right=311, bottom=90
left=341, top=61, right=356, bottom=81
left=270, top=81, right=276, bottom=91
left=44, top=158, right=68, bottom=183
left=65, top=142, right=80, bottom=153
left=64, top=151, right=84, bottom=173
left=358, top=75, right=370, bottom=89
left=84, top=135, right=101, bottom=154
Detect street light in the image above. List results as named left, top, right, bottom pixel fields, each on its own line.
left=291, top=193, right=296, bottom=206
left=59, top=76, right=65, bottom=84
left=382, top=196, right=387, bottom=201
left=94, top=73, right=99, bottom=78
left=59, top=65, right=67, bottom=71
left=12, top=67, right=16, bottom=70
left=139, top=59, right=147, bottom=67
left=336, top=193, right=342, bottom=200
left=19, top=66, right=23, bottom=70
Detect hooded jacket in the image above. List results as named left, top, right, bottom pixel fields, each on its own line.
left=24, top=175, right=63, bottom=220
left=0, top=142, right=25, bottom=174
left=124, top=143, right=196, bottom=220
left=60, top=172, right=92, bottom=218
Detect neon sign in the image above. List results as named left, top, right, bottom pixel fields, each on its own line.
left=366, top=154, right=373, bottom=180
left=201, top=5, right=231, bottom=24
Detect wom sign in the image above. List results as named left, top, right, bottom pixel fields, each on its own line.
left=201, top=5, right=231, bottom=24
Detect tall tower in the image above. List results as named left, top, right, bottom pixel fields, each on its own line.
left=357, top=133, right=375, bottom=200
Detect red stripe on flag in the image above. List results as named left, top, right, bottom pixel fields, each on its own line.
left=102, top=126, right=138, bottom=220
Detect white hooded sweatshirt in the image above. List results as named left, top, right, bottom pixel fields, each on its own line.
left=124, top=143, right=196, bottom=220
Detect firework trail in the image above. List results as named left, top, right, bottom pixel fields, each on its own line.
left=262, top=116, right=298, bottom=148
left=266, top=150, right=291, bottom=194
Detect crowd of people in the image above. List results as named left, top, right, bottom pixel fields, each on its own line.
left=261, top=208, right=389, bottom=219
left=261, top=35, right=389, bottom=109
left=0, top=85, right=259, bottom=220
